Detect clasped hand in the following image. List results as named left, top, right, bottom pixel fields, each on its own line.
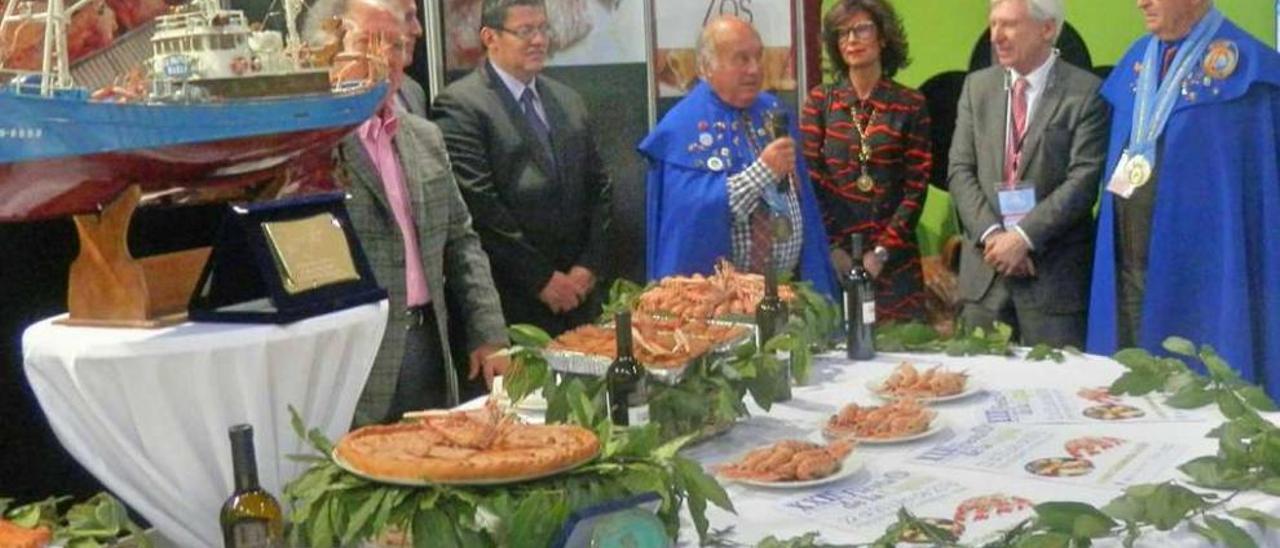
left=983, top=231, right=1036, bottom=278
left=538, top=266, right=595, bottom=314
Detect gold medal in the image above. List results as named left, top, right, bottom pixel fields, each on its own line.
left=856, top=172, right=876, bottom=192
left=1127, top=155, right=1153, bottom=188
left=850, top=101, right=878, bottom=194
left=772, top=216, right=793, bottom=240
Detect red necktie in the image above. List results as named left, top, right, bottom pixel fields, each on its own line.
left=1003, top=77, right=1029, bottom=186
left=1159, top=45, right=1179, bottom=82
left=749, top=205, right=773, bottom=274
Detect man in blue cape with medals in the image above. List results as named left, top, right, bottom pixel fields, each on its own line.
left=1088, top=0, right=1280, bottom=397
left=639, top=16, right=837, bottom=300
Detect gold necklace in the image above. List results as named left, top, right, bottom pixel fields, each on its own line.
left=849, top=101, right=878, bottom=192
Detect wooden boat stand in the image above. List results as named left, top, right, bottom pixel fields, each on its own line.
left=59, top=185, right=211, bottom=328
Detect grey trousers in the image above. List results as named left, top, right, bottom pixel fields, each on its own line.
left=961, top=276, right=1086, bottom=348
left=384, top=305, right=448, bottom=423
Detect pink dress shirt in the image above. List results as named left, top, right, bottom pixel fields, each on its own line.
left=357, top=108, right=430, bottom=306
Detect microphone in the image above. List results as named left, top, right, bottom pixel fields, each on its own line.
left=765, top=109, right=790, bottom=141
left=764, top=109, right=792, bottom=191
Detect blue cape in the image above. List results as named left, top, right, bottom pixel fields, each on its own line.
left=638, top=82, right=837, bottom=299
left=1087, top=20, right=1280, bottom=397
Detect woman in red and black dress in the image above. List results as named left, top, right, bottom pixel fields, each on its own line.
left=801, top=0, right=931, bottom=323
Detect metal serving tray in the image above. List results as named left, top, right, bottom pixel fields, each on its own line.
left=544, top=320, right=755, bottom=385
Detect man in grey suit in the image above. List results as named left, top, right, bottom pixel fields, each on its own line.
left=430, top=0, right=612, bottom=337
left=948, top=0, right=1108, bottom=347
left=310, top=0, right=509, bottom=425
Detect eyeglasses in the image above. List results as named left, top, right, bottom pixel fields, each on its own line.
left=836, top=21, right=878, bottom=43
left=493, top=24, right=554, bottom=41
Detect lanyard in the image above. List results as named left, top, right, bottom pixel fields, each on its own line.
left=1128, top=9, right=1224, bottom=161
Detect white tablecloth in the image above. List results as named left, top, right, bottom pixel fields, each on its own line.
left=22, top=301, right=388, bottom=548
left=670, top=351, right=1280, bottom=546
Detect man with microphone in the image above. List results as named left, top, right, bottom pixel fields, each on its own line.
left=639, top=16, right=836, bottom=299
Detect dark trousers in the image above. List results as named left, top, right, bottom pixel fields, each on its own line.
left=384, top=305, right=448, bottom=423
left=961, top=277, right=1086, bottom=348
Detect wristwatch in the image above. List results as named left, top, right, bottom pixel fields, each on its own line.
left=873, top=245, right=890, bottom=263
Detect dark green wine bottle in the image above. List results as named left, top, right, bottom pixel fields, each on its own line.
left=221, top=424, right=283, bottom=548
left=605, top=311, right=649, bottom=427
left=755, top=256, right=792, bottom=400
left=844, top=233, right=876, bottom=360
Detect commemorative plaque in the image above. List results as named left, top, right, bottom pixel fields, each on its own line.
left=189, top=192, right=385, bottom=324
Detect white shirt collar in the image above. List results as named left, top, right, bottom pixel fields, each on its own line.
left=1009, top=49, right=1058, bottom=92
left=490, top=60, right=539, bottom=102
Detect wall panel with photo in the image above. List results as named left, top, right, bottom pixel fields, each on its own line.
left=653, top=0, right=801, bottom=118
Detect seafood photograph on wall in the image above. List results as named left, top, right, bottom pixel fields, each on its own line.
left=441, top=0, right=644, bottom=76
left=654, top=0, right=796, bottom=97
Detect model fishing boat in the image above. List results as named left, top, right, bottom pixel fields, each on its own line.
left=0, top=0, right=387, bottom=222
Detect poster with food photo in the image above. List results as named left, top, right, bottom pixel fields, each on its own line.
left=980, top=387, right=1205, bottom=425
left=653, top=0, right=796, bottom=97
left=441, top=0, right=645, bottom=73
left=912, top=425, right=1192, bottom=489
left=770, top=470, right=1106, bottom=545
left=774, top=470, right=973, bottom=540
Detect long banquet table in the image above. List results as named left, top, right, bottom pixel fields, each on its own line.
left=493, top=348, right=1280, bottom=546
left=660, top=350, right=1280, bottom=546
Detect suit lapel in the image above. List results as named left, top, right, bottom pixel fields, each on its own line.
left=1016, top=64, right=1066, bottom=180
left=391, top=123, right=431, bottom=235
left=340, top=133, right=391, bottom=215
left=983, top=71, right=1009, bottom=192
left=540, top=81, right=568, bottom=186
left=483, top=62, right=557, bottom=176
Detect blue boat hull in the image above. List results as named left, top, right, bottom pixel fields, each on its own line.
left=0, top=83, right=387, bottom=221
left=0, top=82, right=387, bottom=163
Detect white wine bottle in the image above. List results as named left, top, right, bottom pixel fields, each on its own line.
left=220, top=424, right=283, bottom=548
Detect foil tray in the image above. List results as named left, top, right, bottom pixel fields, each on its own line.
left=544, top=320, right=756, bottom=385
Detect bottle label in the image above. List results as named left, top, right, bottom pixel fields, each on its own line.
left=628, top=404, right=650, bottom=427
left=230, top=521, right=275, bottom=548
left=862, top=301, right=876, bottom=325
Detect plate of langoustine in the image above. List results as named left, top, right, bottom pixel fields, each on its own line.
left=823, top=398, right=947, bottom=444
left=867, top=362, right=983, bottom=403
left=713, top=439, right=866, bottom=489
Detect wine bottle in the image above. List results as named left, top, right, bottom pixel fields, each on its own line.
left=843, top=234, right=876, bottom=360
left=605, top=311, right=649, bottom=427
left=220, top=424, right=283, bottom=548
left=755, top=256, right=792, bottom=400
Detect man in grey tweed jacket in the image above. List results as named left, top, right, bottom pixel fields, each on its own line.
left=316, top=0, right=509, bottom=425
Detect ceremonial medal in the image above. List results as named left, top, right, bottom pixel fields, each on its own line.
left=772, top=216, right=793, bottom=240
left=706, top=156, right=725, bottom=172
left=1126, top=155, right=1153, bottom=188
left=856, top=172, right=876, bottom=192
left=698, top=132, right=714, bottom=147
left=850, top=101, right=879, bottom=193
left=1202, top=40, right=1238, bottom=80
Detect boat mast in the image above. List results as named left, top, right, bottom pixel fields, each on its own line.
left=283, top=0, right=302, bottom=62
left=0, top=0, right=93, bottom=96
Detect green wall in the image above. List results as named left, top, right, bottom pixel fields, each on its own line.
left=818, top=0, right=1278, bottom=254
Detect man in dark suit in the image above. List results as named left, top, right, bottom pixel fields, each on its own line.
left=430, top=0, right=612, bottom=336
left=310, top=0, right=509, bottom=424
left=948, top=0, right=1108, bottom=347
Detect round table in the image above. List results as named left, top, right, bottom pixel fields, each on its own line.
left=22, top=301, right=388, bottom=547
left=662, top=350, right=1280, bottom=546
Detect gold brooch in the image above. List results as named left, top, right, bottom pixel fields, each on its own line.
left=1202, top=40, right=1239, bottom=80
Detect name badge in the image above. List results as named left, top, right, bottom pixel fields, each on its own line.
left=998, top=183, right=1036, bottom=228
left=1107, top=152, right=1138, bottom=199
